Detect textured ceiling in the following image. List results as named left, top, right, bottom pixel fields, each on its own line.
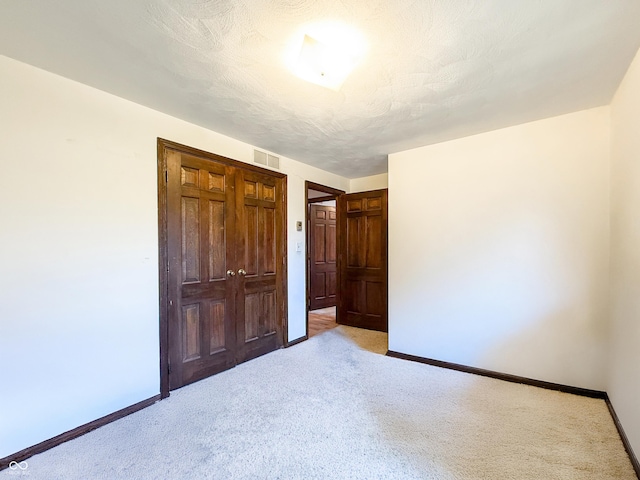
left=1, top=1, right=640, bottom=178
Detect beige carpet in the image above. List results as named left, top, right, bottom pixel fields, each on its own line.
left=3, top=326, right=635, bottom=479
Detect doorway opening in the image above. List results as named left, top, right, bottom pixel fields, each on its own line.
left=305, top=181, right=389, bottom=340
left=306, top=181, right=344, bottom=338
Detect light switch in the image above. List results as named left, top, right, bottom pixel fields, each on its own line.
left=296, top=242, right=303, bottom=252
left=296, top=221, right=303, bottom=231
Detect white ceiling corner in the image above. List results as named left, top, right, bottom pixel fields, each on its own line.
left=1, top=0, right=639, bottom=178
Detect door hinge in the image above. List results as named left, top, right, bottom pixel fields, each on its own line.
left=165, top=171, right=168, bottom=183
left=168, top=362, right=171, bottom=375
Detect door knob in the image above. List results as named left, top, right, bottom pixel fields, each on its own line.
left=237, top=268, right=246, bottom=276
left=226, top=269, right=236, bottom=277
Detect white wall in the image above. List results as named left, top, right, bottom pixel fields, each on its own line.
left=0, top=55, right=348, bottom=458
left=282, top=163, right=349, bottom=341
left=349, top=173, right=388, bottom=192
left=388, top=107, right=610, bottom=390
left=609, top=47, right=640, bottom=458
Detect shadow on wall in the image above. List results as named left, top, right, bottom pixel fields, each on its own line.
left=481, top=309, right=607, bottom=390
left=391, top=195, right=609, bottom=391
left=390, top=108, right=610, bottom=393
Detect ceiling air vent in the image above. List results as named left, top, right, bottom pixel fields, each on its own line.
left=254, top=149, right=280, bottom=170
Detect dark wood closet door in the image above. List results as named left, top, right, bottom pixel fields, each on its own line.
left=235, top=169, right=285, bottom=363
left=161, top=139, right=287, bottom=394
left=337, top=189, right=388, bottom=332
left=166, top=151, right=236, bottom=389
left=309, top=204, right=337, bottom=310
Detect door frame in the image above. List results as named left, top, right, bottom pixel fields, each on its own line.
left=305, top=181, right=345, bottom=337
left=157, top=138, right=288, bottom=399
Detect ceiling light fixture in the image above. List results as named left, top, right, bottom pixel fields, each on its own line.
left=286, top=22, right=367, bottom=91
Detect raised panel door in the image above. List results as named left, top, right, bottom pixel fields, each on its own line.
left=309, top=204, right=337, bottom=310
left=338, top=189, right=388, bottom=332
left=167, top=152, right=236, bottom=389
left=235, top=169, right=284, bottom=364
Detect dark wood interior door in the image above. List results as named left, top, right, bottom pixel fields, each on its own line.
left=162, top=140, right=287, bottom=392
left=235, top=169, right=285, bottom=363
left=309, top=204, right=337, bottom=310
left=337, top=189, right=388, bottom=332
left=166, top=151, right=236, bottom=389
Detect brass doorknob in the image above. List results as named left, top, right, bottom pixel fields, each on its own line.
left=226, top=269, right=236, bottom=277
left=237, top=268, right=246, bottom=276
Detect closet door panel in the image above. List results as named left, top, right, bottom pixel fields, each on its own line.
left=235, top=169, right=284, bottom=363
left=167, top=152, right=236, bottom=390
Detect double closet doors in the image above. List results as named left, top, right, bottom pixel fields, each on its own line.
left=161, top=141, right=286, bottom=392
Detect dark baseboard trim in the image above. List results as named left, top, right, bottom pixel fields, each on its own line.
left=604, top=394, right=640, bottom=478
left=387, top=350, right=640, bottom=478
left=0, top=394, right=161, bottom=471
left=285, top=335, right=308, bottom=348
left=386, top=351, right=606, bottom=398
